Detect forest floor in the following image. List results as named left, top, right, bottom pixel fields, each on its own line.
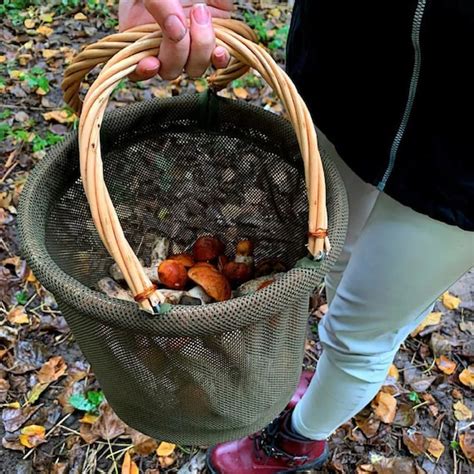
left=1, top=2, right=473, bottom=473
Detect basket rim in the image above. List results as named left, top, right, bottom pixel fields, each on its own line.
left=18, top=94, right=348, bottom=338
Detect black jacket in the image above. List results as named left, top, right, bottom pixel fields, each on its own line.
left=286, top=0, right=474, bottom=231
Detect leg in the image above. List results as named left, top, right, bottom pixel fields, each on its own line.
left=317, top=131, right=379, bottom=304
left=293, top=192, right=474, bottom=440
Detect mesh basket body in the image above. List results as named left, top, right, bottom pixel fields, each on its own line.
left=18, top=94, right=348, bottom=444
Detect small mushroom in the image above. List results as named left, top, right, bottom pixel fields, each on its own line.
left=98, top=277, right=134, bottom=302
left=169, top=253, right=195, bottom=268
left=193, top=236, right=225, bottom=262
left=223, top=240, right=254, bottom=287
left=255, top=258, right=287, bottom=278
left=158, top=260, right=188, bottom=290
left=188, top=263, right=231, bottom=302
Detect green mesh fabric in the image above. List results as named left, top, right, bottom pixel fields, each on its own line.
left=18, top=93, right=348, bottom=445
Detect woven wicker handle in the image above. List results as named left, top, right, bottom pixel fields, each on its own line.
left=63, top=19, right=329, bottom=312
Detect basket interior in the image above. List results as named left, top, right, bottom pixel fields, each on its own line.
left=45, top=94, right=309, bottom=290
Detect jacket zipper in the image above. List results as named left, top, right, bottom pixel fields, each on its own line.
left=377, top=0, right=427, bottom=191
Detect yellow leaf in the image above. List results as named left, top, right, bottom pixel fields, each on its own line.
left=17, top=54, right=32, bottom=66
left=442, top=291, right=461, bottom=310
left=410, top=312, right=442, bottom=337
left=42, top=49, right=59, bottom=60
left=36, top=25, right=53, bottom=37
left=9, top=70, right=24, bottom=80
left=42, top=110, right=76, bottom=124
left=459, top=366, right=474, bottom=389
left=24, top=19, right=35, bottom=29
left=27, top=382, right=49, bottom=404
left=388, top=364, right=399, bottom=381
left=0, top=55, right=6, bottom=63
left=74, top=12, right=88, bottom=21
left=4, top=401, right=21, bottom=409
left=80, top=413, right=99, bottom=424
left=453, top=401, right=472, bottom=421
left=426, top=437, right=445, bottom=459
left=121, top=451, right=139, bottom=474
left=39, top=13, right=54, bottom=23
left=371, top=391, right=397, bottom=424
left=233, top=87, right=249, bottom=100
left=156, top=441, right=176, bottom=457
left=435, top=355, right=457, bottom=375
left=19, top=425, right=46, bottom=448
left=195, top=79, right=207, bottom=93
left=36, top=87, right=48, bottom=96
left=7, top=306, right=29, bottom=325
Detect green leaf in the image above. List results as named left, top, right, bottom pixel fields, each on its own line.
left=69, top=393, right=96, bottom=412
left=0, top=122, right=12, bottom=141
left=86, top=390, right=105, bottom=408
left=450, top=440, right=460, bottom=451
left=15, top=290, right=28, bottom=305
left=408, top=391, right=421, bottom=404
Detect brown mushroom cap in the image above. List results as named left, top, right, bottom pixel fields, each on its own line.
left=158, top=260, right=188, bottom=290
left=188, top=264, right=231, bottom=302
left=169, top=253, right=195, bottom=268
left=193, top=236, right=225, bottom=262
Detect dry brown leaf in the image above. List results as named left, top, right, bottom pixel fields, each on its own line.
left=426, top=437, right=444, bottom=460
left=459, top=366, right=474, bottom=388
left=421, top=393, right=439, bottom=417
left=91, top=403, right=128, bottom=440
left=453, top=401, right=472, bottom=421
left=356, top=465, right=376, bottom=473
left=7, top=306, right=29, bottom=325
left=121, top=451, right=139, bottom=474
left=24, top=19, right=35, bottom=29
left=410, top=312, right=442, bottom=337
left=42, top=109, right=76, bottom=124
left=129, top=429, right=158, bottom=456
left=36, top=25, right=53, bottom=37
left=233, top=87, right=249, bottom=99
left=402, top=430, right=426, bottom=456
left=79, top=413, right=99, bottom=424
left=355, top=413, right=381, bottom=438
left=156, top=441, right=176, bottom=457
left=435, top=355, right=457, bottom=375
left=459, top=432, right=474, bottom=462
left=42, top=49, right=60, bottom=60
left=38, top=356, right=67, bottom=384
left=372, top=455, right=418, bottom=474
left=388, top=364, right=399, bottom=380
left=442, top=291, right=461, bottom=310
left=74, top=12, right=88, bottom=21
left=372, top=391, right=397, bottom=424
left=19, top=424, right=46, bottom=448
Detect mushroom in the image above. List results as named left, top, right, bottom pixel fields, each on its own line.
left=193, top=236, right=225, bottom=262
left=158, top=260, right=188, bottom=290
left=187, top=285, right=213, bottom=304
left=169, top=253, right=195, bottom=268
left=223, top=240, right=254, bottom=287
left=255, top=258, right=287, bottom=278
left=98, top=277, right=134, bottom=302
left=234, top=273, right=285, bottom=297
left=188, top=263, right=231, bottom=302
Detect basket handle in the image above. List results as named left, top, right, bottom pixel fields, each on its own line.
left=63, top=19, right=329, bottom=313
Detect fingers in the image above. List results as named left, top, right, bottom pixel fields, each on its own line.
left=212, top=46, right=230, bottom=70
left=186, top=3, right=215, bottom=77
left=145, top=0, right=190, bottom=80
left=129, top=56, right=161, bottom=82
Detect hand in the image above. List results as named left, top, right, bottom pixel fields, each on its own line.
left=119, top=0, right=233, bottom=81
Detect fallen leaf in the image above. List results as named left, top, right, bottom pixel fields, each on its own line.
left=26, top=382, right=49, bottom=405
left=42, top=109, right=76, bottom=124
left=39, top=13, right=54, bottom=23
left=430, top=333, right=451, bottom=356
left=372, top=391, right=397, bottom=424
left=421, top=393, right=439, bottom=417
left=0, top=378, right=10, bottom=402
left=460, top=320, right=474, bottom=335
left=156, top=441, right=176, bottom=457
left=2, top=405, right=41, bottom=432
left=158, top=455, right=176, bottom=468
left=19, top=424, right=46, bottom=448
left=453, top=401, right=472, bottom=421
left=388, top=364, right=399, bottom=381
left=403, top=430, right=426, bottom=456
left=442, top=291, right=461, bottom=310
left=426, top=437, right=444, bottom=459
left=435, top=355, right=457, bottom=375
left=129, top=429, right=158, bottom=456
left=42, top=49, right=60, bottom=60
left=80, top=413, right=99, bottom=424
left=24, top=19, right=35, bottom=29
left=355, top=413, right=381, bottom=438
left=372, top=455, right=418, bottom=474
left=90, top=403, right=127, bottom=441
left=7, top=306, right=29, bottom=325
left=38, top=356, right=67, bottom=384
left=36, top=25, right=53, bottom=37
left=356, top=465, right=376, bottom=473
left=393, top=403, right=417, bottom=427
left=0, top=55, right=6, bottom=63
left=411, top=312, right=442, bottom=337
left=459, top=366, right=474, bottom=388
left=459, top=432, right=474, bottom=462
left=233, top=87, right=249, bottom=99
left=74, top=12, right=88, bottom=21
left=121, top=451, right=139, bottom=474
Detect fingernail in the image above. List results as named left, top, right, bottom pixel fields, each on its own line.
left=215, top=47, right=226, bottom=58
left=193, top=4, right=210, bottom=25
left=164, top=14, right=187, bottom=42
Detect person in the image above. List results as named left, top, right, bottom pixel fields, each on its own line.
left=119, top=1, right=474, bottom=472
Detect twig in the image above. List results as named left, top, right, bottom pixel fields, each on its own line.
left=0, top=162, right=19, bottom=184
left=453, top=422, right=458, bottom=474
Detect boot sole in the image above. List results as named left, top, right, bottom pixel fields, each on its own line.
left=205, top=444, right=330, bottom=474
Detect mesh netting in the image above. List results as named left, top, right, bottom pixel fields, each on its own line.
left=18, top=93, right=348, bottom=444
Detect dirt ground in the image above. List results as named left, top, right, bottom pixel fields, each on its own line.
left=1, top=2, right=473, bottom=473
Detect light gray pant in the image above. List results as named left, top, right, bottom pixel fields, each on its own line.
left=292, top=133, right=474, bottom=440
